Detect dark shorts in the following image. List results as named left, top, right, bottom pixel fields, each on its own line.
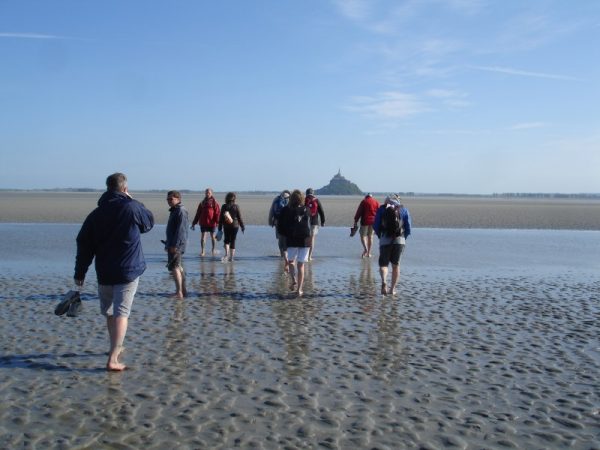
left=200, top=225, right=216, bottom=233
left=167, top=250, right=183, bottom=271
left=379, top=244, right=404, bottom=267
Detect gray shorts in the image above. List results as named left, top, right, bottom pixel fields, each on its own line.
left=98, top=278, right=139, bottom=318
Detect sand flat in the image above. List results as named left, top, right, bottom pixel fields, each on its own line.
left=0, top=224, right=599, bottom=449
left=1, top=191, right=600, bottom=229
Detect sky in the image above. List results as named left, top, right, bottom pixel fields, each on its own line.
left=1, top=0, right=599, bottom=194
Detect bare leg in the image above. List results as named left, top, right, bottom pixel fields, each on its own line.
left=289, top=261, right=296, bottom=290
left=360, top=236, right=368, bottom=257
left=379, top=266, right=388, bottom=295
left=297, top=262, right=305, bottom=296
left=210, top=232, right=217, bottom=255
left=308, top=235, right=316, bottom=260
left=106, top=316, right=128, bottom=371
left=200, top=232, right=207, bottom=256
left=389, top=264, right=400, bottom=295
left=366, top=234, right=373, bottom=257
left=229, top=248, right=236, bottom=262
left=172, top=266, right=186, bottom=298
left=222, top=244, right=230, bottom=262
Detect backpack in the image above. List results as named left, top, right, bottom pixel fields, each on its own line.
left=305, top=195, right=318, bottom=218
left=380, top=206, right=402, bottom=237
left=272, top=195, right=287, bottom=218
left=291, top=206, right=311, bottom=240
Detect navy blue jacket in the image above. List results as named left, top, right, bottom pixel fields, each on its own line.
left=75, top=191, right=154, bottom=285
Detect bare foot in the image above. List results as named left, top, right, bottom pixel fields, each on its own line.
left=381, top=282, right=387, bottom=296
left=107, top=362, right=127, bottom=371
left=171, top=292, right=184, bottom=299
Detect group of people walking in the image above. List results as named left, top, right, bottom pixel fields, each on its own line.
left=72, top=172, right=411, bottom=371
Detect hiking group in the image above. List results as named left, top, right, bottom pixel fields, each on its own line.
left=72, top=173, right=411, bottom=370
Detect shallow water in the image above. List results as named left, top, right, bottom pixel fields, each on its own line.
left=1, top=224, right=599, bottom=449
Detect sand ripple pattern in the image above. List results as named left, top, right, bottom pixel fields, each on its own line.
left=1, top=264, right=599, bottom=449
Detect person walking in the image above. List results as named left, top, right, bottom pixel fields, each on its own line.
left=373, top=194, right=412, bottom=296
left=353, top=193, right=380, bottom=258
left=74, top=173, right=154, bottom=371
left=218, top=192, right=245, bottom=262
left=268, top=189, right=291, bottom=270
left=304, top=188, right=325, bottom=261
left=280, top=189, right=312, bottom=296
left=165, top=190, right=189, bottom=299
left=191, top=188, right=220, bottom=257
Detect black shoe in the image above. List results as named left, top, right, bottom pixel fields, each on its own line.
left=55, top=290, right=80, bottom=316
left=66, top=298, right=82, bottom=317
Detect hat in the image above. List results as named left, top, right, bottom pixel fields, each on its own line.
left=306, top=188, right=314, bottom=196
left=282, top=190, right=290, bottom=198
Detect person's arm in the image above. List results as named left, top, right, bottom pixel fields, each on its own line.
left=212, top=201, right=221, bottom=227
left=74, top=216, right=95, bottom=285
left=373, top=207, right=383, bottom=238
left=237, top=205, right=245, bottom=232
left=136, top=201, right=154, bottom=233
left=191, top=202, right=202, bottom=228
left=318, top=200, right=325, bottom=226
left=268, top=200, right=275, bottom=226
left=218, top=206, right=224, bottom=232
left=353, top=201, right=363, bottom=225
left=402, top=208, right=412, bottom=238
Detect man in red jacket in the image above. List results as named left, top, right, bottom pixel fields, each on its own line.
left=353, top=193, right=380, bottom=258
left=191, top=188, right=221, bottom=257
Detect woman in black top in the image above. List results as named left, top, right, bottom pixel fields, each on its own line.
left=218, top=192, right=245, bottom=262
left=279, top=189, right=310, bottom=296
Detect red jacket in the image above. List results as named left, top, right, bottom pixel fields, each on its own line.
left=192, top=197, right=220, bottom=228
left=354, top=195, right=380, bottom=226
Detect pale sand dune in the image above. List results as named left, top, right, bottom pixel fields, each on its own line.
left=1, top=191, right=600, bottom=229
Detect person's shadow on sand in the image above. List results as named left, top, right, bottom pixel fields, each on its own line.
left=0, top=352, right=106, bottom=373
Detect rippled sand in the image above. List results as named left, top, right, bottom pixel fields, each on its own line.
left=0, top=223, right=599, bottom=449
left=1, top=267, right=599, bottom=449
left=2, top=191, right=600, bottom=229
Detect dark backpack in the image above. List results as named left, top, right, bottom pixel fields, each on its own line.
left=291, top=206, right=311, bottom=240
left=305, top=196, right=318, bottom=217
left=381, top=206, right=402, bottom=237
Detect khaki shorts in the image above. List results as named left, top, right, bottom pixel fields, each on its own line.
left=359, top=225, right=374, bottom=238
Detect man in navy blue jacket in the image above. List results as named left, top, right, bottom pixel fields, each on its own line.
left=74, top=173, right=154, bottom=371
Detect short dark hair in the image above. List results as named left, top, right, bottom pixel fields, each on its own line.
left=167, top=190, right=181, bottom=199
left=106, top=173, right=127, bottom=192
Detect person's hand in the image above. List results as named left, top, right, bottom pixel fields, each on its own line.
left=241, top=227, right=245, bottom=234
left=168, top=246, right=177, bottom=254
left=191, top=225, right=195, bottom=230
left=74, top=278, right=84, bottom=287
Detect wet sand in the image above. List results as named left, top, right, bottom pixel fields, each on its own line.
left=1, top=190, right=600, bottom=229
left=0, top=218, right=599, bottom=448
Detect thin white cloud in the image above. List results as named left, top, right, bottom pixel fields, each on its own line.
left=472, top=65, right=581, bottom=81
left=0, top=32, right=64, bottom=40
left=510, top=122, right=548, bottom=130
left=332, top=0, right=371, bottom=21
left=426, top=89, right=470, bottom=108
left=347, top=91, right=429, bottom=120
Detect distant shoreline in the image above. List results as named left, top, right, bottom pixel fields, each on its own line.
left=1, top=188, right=599, bottom=200
left=2, top=191, right=600, bottom=230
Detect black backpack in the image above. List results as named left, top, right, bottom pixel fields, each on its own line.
left=380, top=206, right=402, bottom=237
left=291, top=206, right=311, bottom=240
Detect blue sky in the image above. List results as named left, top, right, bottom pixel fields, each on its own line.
left=1, top=0, right=599, bottom=194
